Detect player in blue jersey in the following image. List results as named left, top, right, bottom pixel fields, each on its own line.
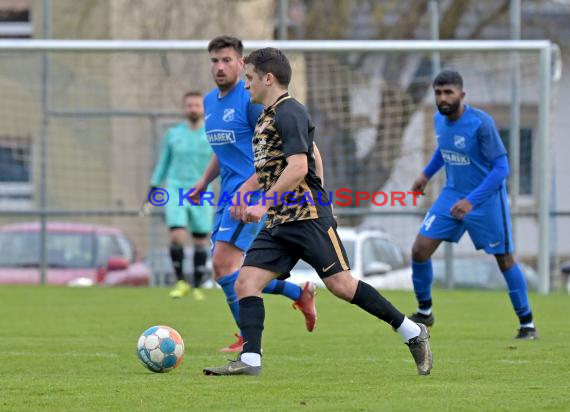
left=191, top=36, right=317, bottom=352
left=408, top=70, right=537, bottom=339
left=143, top=91, right=213, bottom=300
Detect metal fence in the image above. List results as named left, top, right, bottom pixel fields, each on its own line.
left=0, top=39, right=557, bottom=292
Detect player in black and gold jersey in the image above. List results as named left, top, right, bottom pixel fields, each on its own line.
left=203, top=47, right=433, bottom=377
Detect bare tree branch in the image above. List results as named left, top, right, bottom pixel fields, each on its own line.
left=468, top=0, right=510, bottom=39
left=298, top=0, right=533, bottom=219
left=439, top=0, right=471, bottom=39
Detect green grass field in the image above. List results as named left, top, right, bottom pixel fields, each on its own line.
left=1, top=286, right=568, bottom=411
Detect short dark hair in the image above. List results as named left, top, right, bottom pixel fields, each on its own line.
left=208, top=35, right=243, bottom=56
left=183, top=91, right=202, bottom=101
left=433, top=70, right=463, bottom=89
left=244, top=47, right=292, bottom=87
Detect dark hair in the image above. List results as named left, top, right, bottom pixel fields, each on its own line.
left=182, top=91, right=202, bottom=101
left=244, top=47, right=291, bottom=87
left=433, top=70, right=463, bottom=89
left=208, top=35, right=243, bottom=56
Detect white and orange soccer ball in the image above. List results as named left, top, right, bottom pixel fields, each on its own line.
left=136, top=325, right=185, bottom=373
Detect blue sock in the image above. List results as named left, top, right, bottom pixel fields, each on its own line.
left=502, top=263, right=532, bottom=323
left=216, top=270, right=241, bottom=331
left=412, top=259, right=434, bottom=309
left=262, top=279, right=302, bottom=301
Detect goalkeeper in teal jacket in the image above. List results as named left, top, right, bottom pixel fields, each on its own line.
left=146, top=91, right=213, bottom=299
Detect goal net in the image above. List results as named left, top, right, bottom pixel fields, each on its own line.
left=0, top=41, right=554, bottom=290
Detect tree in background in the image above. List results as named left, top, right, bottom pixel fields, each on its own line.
left=284, top=0, right=527, bottom=214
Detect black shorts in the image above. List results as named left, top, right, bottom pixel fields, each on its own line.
left=242, top=216, right=350, bottom=279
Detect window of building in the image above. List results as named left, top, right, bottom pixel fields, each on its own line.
left=0, top=136, right=33, bottom=209
left=498, top=128, right=533, bottom=196
left=0, top=0, right=32, bottom=38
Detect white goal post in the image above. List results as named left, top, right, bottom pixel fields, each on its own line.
left=0, top=39, right=554, bottom=293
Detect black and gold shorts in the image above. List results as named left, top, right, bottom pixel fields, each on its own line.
left=242, top=216, right=350, bottom=279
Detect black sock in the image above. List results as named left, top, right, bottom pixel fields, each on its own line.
left=192, top=246, right=208, bottom=288
left=239, top=296, right=265, bottom=354
left=169, top=244, right=184, bottom=282
left=519, top=312, right=533, bottom=326
left=351, top=280, right=405, bottom=328
left=418, top=299, right=432, bottom=311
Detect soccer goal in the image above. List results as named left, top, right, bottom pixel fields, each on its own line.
left=0, top=39, right=555, bottom=292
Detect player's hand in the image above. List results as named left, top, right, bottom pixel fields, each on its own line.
left=229, top=191, right=249, bottom=221
left=450, top=199, right=473, bottom=220
left=411, top=173, right=429, bottom=195
left=244, top=203, right=269, bottom=224
left=189, top=180, right=207, bottom=204
left=139, top=200, right=152, bottom=217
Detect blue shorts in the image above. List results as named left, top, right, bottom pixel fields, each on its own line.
left=419, top=188, right=513, bottom=255
left=210, top=206, right=266, bottom=255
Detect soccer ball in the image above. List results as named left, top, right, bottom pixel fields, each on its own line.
left=136, top=325, right=185, bottom=373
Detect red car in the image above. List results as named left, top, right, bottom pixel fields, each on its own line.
left=0, top=222, right=150, bottom=286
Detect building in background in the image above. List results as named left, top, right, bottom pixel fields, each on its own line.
left=0, top=0, right=567, bottom=284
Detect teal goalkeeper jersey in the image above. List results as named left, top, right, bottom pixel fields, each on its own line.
left=150, top=122, right=212, bottom=188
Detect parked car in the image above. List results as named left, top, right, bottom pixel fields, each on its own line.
left=288, top=228, right=413, bottom=290
left=288, top=227, right=540, bottom=292
left=0, top=222, right=150, bottom=286
left=432, top=257, right=540, bottom=291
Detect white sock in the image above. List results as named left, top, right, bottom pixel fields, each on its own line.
left=417, top=307, right=432, bottom=316
left=397, top=317, right=422, bottom=343
left=240, top=352, right=261, bottom=367
left=520, top=322, right=535, bottom=329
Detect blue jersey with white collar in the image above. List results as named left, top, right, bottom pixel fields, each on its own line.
left=204, top=80, right=263, bottom=201
left=434, top=105, right=507, bottom=194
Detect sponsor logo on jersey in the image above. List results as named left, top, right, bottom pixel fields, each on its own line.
left=253, top=147, right=270, bottom=167
left=440, top=149, right=471, bottom=166
left=207, top=129, right=236, bottom=145
left=256, top=120, right=271, bottom=135
left=223, top=108, right=235, bottom=122
left=454, top=135, right=466, bottom=149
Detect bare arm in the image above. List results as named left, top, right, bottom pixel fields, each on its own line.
left=244, top=154, right=308, bottom=223
left=313, top=142, right=324, bottom=186
left=199, top=154, right=220, bottom=186
left=239, top=172, right=261, bottom=193
left=264, top=154, right=307, bottom=207
left=189, top=154, right=219, bottom=203
left=230, top=172, right=261, bottom=220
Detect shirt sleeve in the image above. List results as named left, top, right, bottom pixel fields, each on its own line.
left=149, top=130, right=172, bottom=187
left=275, top=103, right=310, bottom=157
left=247, top=101, right=264, bottom=131
left=423, top=148, right=444, bottom=179
left=465, top=154, right=509, bottom=207
left=477, top=114, right=507, bottom=162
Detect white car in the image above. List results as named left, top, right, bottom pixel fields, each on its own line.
left=288, top=228, right=413, bottom=290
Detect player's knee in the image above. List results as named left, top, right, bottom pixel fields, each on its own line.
left=324, top=272, right=357, bottom=301
left=496, top=254, right=515, bottom=272
left=234, top=274, right=248, bottom=296
left=169, top=228, right=187, bottom=245
left=212, top=256, right=229, bottom=279
left=192, top=237, right=209, bottom=248
left=411, top=242, right=429, bottom=262
left=170, top=238, right=184, bottom=248
left=234, top=271, right=264, bottom=298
